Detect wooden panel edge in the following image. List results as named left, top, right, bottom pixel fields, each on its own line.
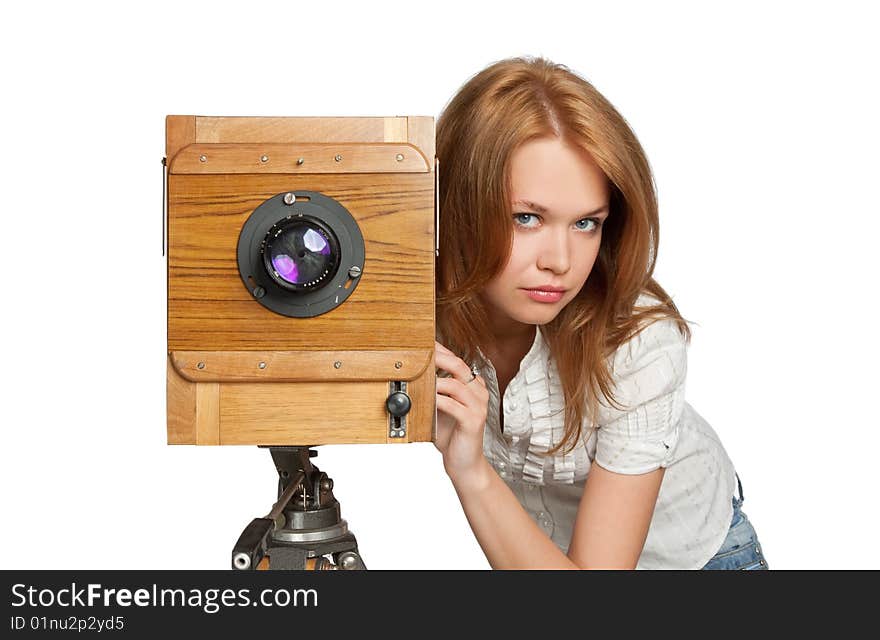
left=194, top=116, right=397, bottom=144
left=167, top=142, right=429, bottom=174
left=407, top=116, right=435, bottom=172
left=170, top=350, right=434, bottom=383
left=167, top=353, right=196, bottom=444
left=166, top=116, right=196, bottom=163
left=384, top=117, right=408, bottom=143
left=390, top=353, right=435, bottom=444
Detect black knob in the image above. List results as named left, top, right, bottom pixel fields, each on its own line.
left=386, top=391, right=412, bottom=417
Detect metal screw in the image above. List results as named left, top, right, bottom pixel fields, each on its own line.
left=334, top=361, right=342, bottom=369
left=253, top=286, right=266, bottom=299
left=260, top=155, right=269, bottom=163
left=395, top=361, right=403, bottom=369
left=320, top=478, right=334, bottom=491
left=283, top=192, right=296, bottom=205
left=396, top=153, right=404, bottom=162
left=334, top=154, right=342, bottom=162
left=338, top=552, right=359, bottom=570
left=197, top=362, right=205, bottom=370
left=296, top=157, right=304, bottom=165
left=348, top=266, right=361, bottom=278
left=199, top=154, right=207, bottom=163
left=258, top=362, right=267, bottom=369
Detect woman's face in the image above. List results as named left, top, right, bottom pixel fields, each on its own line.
left=479, top=136, right=611, bottom=342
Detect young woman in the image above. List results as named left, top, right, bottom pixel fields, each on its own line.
left=433, top=56, right=769, bottom=570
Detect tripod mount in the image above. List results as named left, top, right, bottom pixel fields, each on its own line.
left=231, top=446, right=366, bottom=570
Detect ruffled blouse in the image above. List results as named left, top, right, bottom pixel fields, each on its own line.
left=438, top=293, right=739, bottom=569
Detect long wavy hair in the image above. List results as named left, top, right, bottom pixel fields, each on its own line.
left=436, top=55, right=695, bottom=457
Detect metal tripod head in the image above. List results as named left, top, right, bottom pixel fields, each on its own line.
left=231, top=446, right=366, bottom=570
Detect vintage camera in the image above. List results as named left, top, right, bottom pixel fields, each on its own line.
left=163, top=115, right=438, bottom=569
left=165, top=115, right=438, bottom=448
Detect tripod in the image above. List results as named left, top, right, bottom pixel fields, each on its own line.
left=231, top=446, right=367, bottom=570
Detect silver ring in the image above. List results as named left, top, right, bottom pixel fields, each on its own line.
left=466, top=364, right=480, bottom=384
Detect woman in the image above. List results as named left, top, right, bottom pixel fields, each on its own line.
left=433, top=55, right=769, bottom=570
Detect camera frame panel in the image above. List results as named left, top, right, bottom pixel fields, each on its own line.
left=165, top=115, right=438, bottom=447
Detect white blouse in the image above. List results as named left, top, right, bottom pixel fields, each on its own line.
left=446, top=293, right=738, bottom=569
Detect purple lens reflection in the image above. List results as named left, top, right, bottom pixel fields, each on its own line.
left=264, top=218, right=338, bottom=289
left=272, top=254, right=298, bottom=282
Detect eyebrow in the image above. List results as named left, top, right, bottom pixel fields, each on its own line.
left=512, top=199, right=610, bottom=217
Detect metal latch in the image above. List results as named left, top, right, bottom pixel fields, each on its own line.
left=387, top=380, right=410, bottom=438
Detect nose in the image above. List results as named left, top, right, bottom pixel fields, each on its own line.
left=536, top=228, right=571, bottom=274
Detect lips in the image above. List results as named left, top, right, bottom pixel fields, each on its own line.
left=525, top=287, right=566, bottom=293
left=524, top=288, right=564, bottom=303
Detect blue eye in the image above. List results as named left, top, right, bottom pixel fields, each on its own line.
left=514, top=213, right=539, bottom=227
left=574, top=218, right=601, bottom=232
left=513, top=213, right=602, bottom=233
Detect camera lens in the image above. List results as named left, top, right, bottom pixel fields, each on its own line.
left=262, top=217, right=340, bottom=291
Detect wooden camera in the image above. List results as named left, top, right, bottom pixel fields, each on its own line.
left=165, top=115, right=438, bottom=448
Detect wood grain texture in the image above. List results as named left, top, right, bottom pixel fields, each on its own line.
left=406, top=116, right=435, bottom=169
left=166, top=116, right=196, bottom=163
left=403, top=351, right=436, bottom=443
left=170, top=349, right=432, bottom=382
left=167, top=354, right=196, bottom=444
left=166, top=115, right=437, bottom=447
left=167, top=172, right=434, bottom=351
left=195, top=116, right=402, bottom=145
left=384, top=117, right=408, bottom=144
left=217, top=381, right=389, bottom=445
left=195, top=383, right=220, bottom=445
left=169, top=142, right=429, bottom=174
left=167, top=353, right=436, bottom=445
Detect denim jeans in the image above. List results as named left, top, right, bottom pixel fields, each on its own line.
left=700, top=472, right=769, bottom=570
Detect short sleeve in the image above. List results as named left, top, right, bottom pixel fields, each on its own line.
left=594, top=317, right=687, bottom=475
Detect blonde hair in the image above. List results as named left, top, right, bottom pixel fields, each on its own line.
left=436, top=55, right=694, bottom=456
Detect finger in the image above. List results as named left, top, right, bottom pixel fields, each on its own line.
left=435, top=394, right=472, bottom=431
left=436, top=386, right=487, bottom=433
left=435, top=340, right=459, bottom=353
left=434, top=341, right=455, bottom=359
left=434, top=350, right=477, bottom=384
left=436, top=376, right=484, bottom=406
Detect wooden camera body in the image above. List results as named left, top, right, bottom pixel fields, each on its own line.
left=165, top=115, right=437, bottom=447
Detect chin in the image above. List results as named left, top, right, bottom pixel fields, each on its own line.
left=517, top=309, right=561, bottom=323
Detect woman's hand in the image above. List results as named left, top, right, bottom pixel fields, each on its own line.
left=434, top=340, right=490, bottom=479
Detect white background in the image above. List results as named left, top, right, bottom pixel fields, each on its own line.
left=1, top=0, right=876, bottom=570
